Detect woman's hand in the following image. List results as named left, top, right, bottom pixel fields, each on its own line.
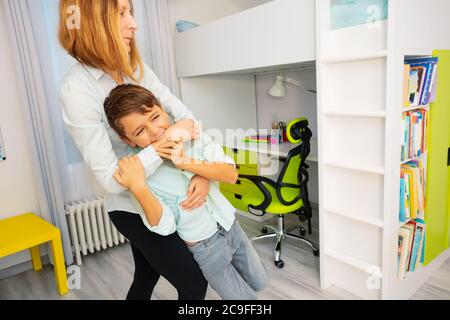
left=181, top=175, right=211, bottom=211
left=113, top=156, right=147, bottom=193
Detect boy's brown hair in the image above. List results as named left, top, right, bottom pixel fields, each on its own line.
left=104, top=84, right=163, bottom=138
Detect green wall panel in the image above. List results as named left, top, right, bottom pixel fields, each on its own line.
left=424, top=50, right=450, bottom=265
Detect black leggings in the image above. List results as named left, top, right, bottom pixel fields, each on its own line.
left=109, top=211, right=208, bottom=300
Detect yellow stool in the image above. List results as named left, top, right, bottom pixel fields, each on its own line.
left=0, top=213, right=69, bottom=296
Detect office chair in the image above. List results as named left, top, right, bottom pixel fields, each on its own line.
left=239, top=118, right=319, bottom=269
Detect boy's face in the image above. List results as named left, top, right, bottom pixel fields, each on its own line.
left=120, top=105, right=171, bottom=148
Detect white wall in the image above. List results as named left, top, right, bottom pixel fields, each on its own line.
left=179, top=74, right=258, bottom=133
left=255, top=68, right=318, bottom=203
left=229, top=0, right=273, bottom=11
left=255, top=69, right=317, bottom=136
left=0, top=4, right=42, bottom=271
left=167, top=0, right=273, bottom=31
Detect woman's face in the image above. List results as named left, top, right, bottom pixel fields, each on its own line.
left=118, top=0, right=138, bottom=53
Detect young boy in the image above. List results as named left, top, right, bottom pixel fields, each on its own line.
left=104, top=84, right=268, bottom=300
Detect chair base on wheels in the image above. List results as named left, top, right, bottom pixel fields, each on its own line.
left=251, top=215, right=319, bottom=269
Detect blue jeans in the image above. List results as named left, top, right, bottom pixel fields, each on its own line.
left=188, top=220, right=269, bottom=300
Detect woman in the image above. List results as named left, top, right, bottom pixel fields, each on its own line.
left=58, top=0, right=209, bottom=300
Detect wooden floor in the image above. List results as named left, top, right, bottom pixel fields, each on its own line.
left=0, top=211, right=449, bottom=300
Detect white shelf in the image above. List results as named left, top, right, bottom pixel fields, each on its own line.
left=402, top=105, right=429, bottom=112
left=324, top=161, right=385, bottom=176
left=174, top=0, right=315, bottom=78
left=326, top=208, right=384, bottom=229
left=322, top=50, right=388, bottom=64
left=401, top=152, right=428, bottom=165
left=325, top=249, right=376, bottom=273
left=323, top=110, right=386, bottom=118
left=403, top=49, right=433, bottom=58
left=317, top=0, right=450, bottom=300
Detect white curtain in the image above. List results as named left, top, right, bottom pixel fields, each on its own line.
left=3, top=0, right=73, bottom=265
left=135, top=0, right=181, bottom=96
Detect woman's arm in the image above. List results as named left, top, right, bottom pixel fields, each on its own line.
left=60, top=80, right=131, bottom=194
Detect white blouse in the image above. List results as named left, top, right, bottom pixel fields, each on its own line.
left=59, top=62, right=195, bottom=214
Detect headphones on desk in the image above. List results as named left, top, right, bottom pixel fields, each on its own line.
left=286, top=117, right=311, bottom=144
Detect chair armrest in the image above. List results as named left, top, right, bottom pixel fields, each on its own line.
left=238, top=174, right=275, bottom=215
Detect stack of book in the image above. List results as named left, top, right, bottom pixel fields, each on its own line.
left=401, top=110, right=428, bottom=162
left=241, top=135, right=279, bottom=144
left=398, top=219, right=426, bottom=280
left=399, top=160, right=426, bottom=223
left=403, top=57, right=438, bottom=107
left=397, top=56, right=438, bottom=281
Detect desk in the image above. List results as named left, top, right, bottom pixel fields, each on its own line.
left=222, top=138, right=318, bottom=162
left=220, top=138, right=318, bottom=222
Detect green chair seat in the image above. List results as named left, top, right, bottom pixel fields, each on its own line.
left=241, top=184, right=304, bottom=214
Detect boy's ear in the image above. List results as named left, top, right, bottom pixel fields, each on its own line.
left=121, top=136, right=137, bottom=148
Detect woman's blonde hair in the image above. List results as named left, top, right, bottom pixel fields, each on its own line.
left=58, top=0, right=143, bottom=82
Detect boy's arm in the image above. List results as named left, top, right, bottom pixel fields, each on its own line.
left=177, top=161, right=238, bottom=185
left=155, top=134, right=238, bottom=184
left=114, top=156, right=176, bottom=235
left=128, top=190, right=177, bottom=236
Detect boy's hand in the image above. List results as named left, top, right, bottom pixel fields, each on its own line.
left=155, top=137, right=191, bottom=168
left=153, top=119, right=199, bottom=150
left=113, top=156, right=147, bottom=193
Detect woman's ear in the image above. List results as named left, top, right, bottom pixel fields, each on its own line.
left=121, top=136, right=137, bottom=148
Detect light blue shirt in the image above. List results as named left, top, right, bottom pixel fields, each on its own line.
left=130, top=133, right=237, bottom=242
left=59, top=62, right=195, bottom=214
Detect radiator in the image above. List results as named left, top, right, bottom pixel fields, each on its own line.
left=65, top=197, right=128, bottom=265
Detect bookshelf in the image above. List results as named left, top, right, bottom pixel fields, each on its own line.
left=396, top=55, right=437, bottom=280
left=317, top=0, right=450, bottom=299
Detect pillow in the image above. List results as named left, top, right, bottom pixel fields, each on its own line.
left=176, top=20, right=199, bottom=33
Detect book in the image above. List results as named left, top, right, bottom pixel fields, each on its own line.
left=404, top=172, right=410, bottom=219
left=242, top=135, right=279, bottom=144
left=410, top=220, right=426, bottom=271
left=409, top=66, right=426, bottom=106
left=403, top=64, right=411, bottom=107
left=397, top=233, right=405, bottom=280
left=398, top=226, right=412, bottom=280
left=405, top=57, right=439, bottom=105
left=403, top=222, right=416, bottom=272
left=398, top=219, right=427, bottom=279
left=401, top=110, right=428, bottom=161
left=399, top=175, right=406, bottom=222
left=429, top=65, right=439, bottom=103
